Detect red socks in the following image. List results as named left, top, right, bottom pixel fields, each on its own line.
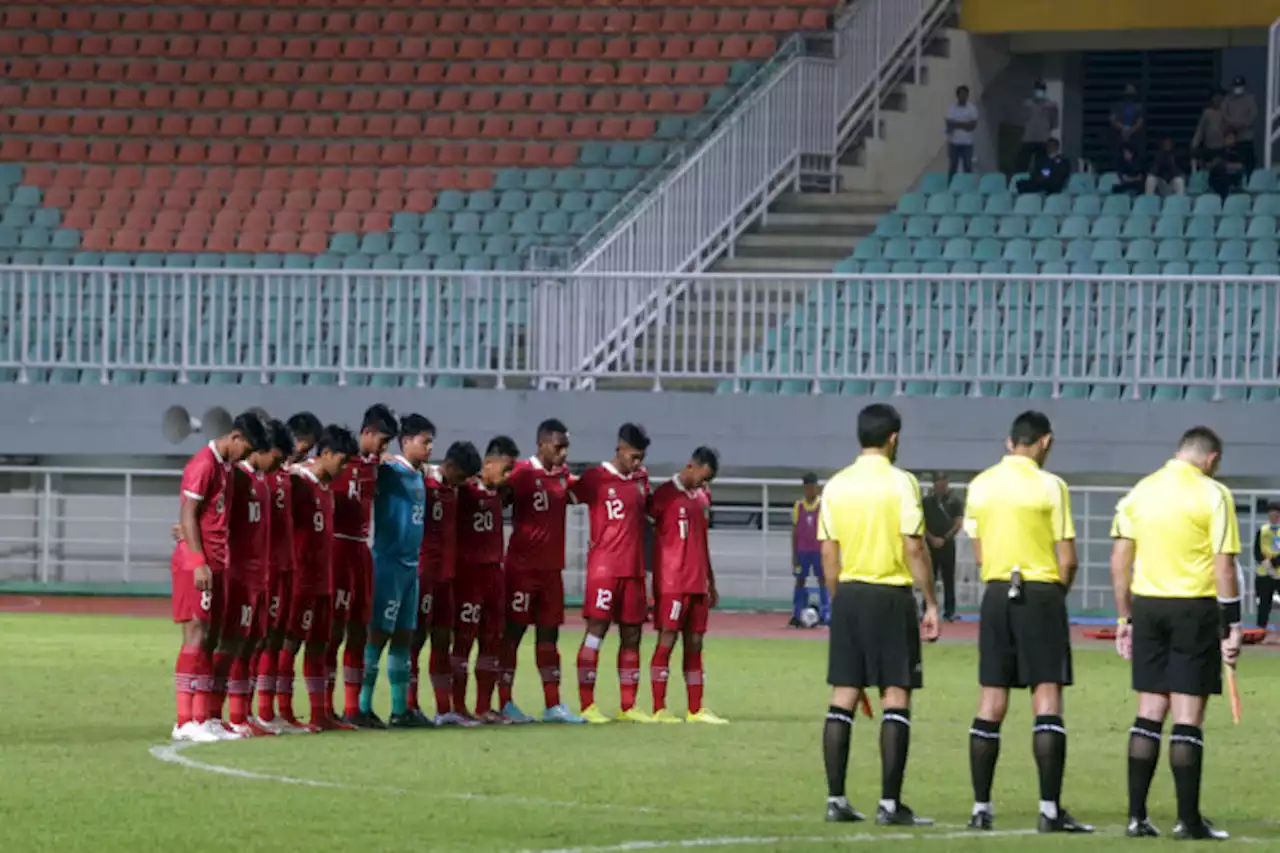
left=684, top=649, right=704, bottom=714
left=342, top=646, right=363, bottom=718
left=475, top=638, right=499, bottom=715
left=210, top=651, right=233, bottom=721
left=175, top=646, right=199, bottom=725
left=497, top=638, right=519, bottom=708
left=228, top=657, right=251, bottom=725
left=429, top=643, right=452, bottom=716
left=256, top=649, right=277, bottom=721
left=576, top=641, right=599, bottom=710
left=650, top=644, right=673, bottom=713
left=275, top=648, right=297, bottom=721
left=303, top=651, right=326, bottom=722
left=618, top=647, right=641, bottom=712
left=192, top=649, right=213, bottom=722
left=536, top=642, right=561, bottom=709
left=451, top=630, right=476, bottom=716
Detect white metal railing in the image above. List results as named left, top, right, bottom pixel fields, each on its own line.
left=1, top=465, right=1272, bottom=616
left=1268, top=15, right=1280, bottom=169
left=4, top=268, right=1279, bottom=395
left=563, top=0, right=953, bottom=381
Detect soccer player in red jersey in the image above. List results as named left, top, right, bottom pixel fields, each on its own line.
left=170, top=412, right=268, bottom=743
left=649, top=447, right=728, bottom=725
left=279, top=425, right=357, bottom=732
left=410, top=440, right=481, bottom=726
left=254, top=413, right=318, bottom=733
left=570, top=422, right=653, bottom=724
left=452, top=435, right=519, bottom=724
left=330, top=404, right=397, bottom=725
left=499, top=419, right=583, bottom=724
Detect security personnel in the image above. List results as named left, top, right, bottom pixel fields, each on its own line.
left=961, top=411, right=1092, bottom=834
left=1251, top=501, right=1280, bottom=630
left=818, top=404, right=939, bottom=828
left=1111, top=426, right=1243, bottom=841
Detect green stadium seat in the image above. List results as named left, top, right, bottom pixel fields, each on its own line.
left=1124, top=239, right=1156, bottom=262
left=1043, top=194, right=1072, bottom=216
left=20, top=228, right=50, bottom=250
left=606, top=144, right=638, bottom=168
left=402, top=254, right=431, bottom=270
left=1, top=208, right=31, bottom=228
left=1067, top=173, right=1096, bottom=195
left=1156, top=239, right=1187, bottom=262
left=1090, top=216, right=1121, bottom=238
left=12, top=250, right=41, bottom=264
left=312, top=253, right=341, bottom=269
left=11, top=186, right=41, bottom=208
left=655, top=118, right=687, bottom=140
left=1002, top=239, right=1032, bottom=262
left=925, top=194, right=954, bottom=215
left=1122, top=214, right=1152, bottom=238
left=896, top=193, right=925, bottom=215
left=978, top=174, right=1008, bottom=195
left=1100, top=194, right=1130, bottom=216
left=522, top=169, right=554, bottom=191
left=905, top=215, right=934, bottom=237
left=72, top=251, right=102, bottom=266
left=494, top=170, right=524, bottom=192
left=0, top=165, right=22, bottom=187
left=452, top=212, right=481, bottom=234
left=433, top=254, right=462, bottom=270
left=436, top=190, right=465, bottom=212
left=373, top=254, right=400, bottom=270
left=392, top=212, right=420, bottom=233
left=284, top=253, right=312, bottom=269
left=421, top=211, right=450, bottom=233
left=360, top=233, right=391, bottom=255
left=498, top=191, right=529, bottom=213
left=1162, top=195, right=1192, bottom=217
left=920, top=173, right=949, bottom=194
left=1218, top=240, right=1248, bottom=263
left=611, top=169, right=641, bottom=192
left=1131, top=195, right=1161, bottom=216
left=466, top=191, right=496, bottom=213
left=1059, top=216, right=1089, bottom=238
left=1153, top=215, right=1184, bottom=239
left=590, top=191, right=621, bottom=214
left=1187, top=240, right=1217, bottom=263
left=1222, top=194, right=1251, bottom=216
left=1027, top=215, right=1058, bottom=239
left=480, top=212, right=511, bottom=235
left=1184, top=215, right=1214, bottom=239
left=635, top=143, right=666, bottom=168
left=1249, top=239, right=1278, bottom=262
left=424, top=232, right=453, bottom=255
left=965, top=215, right=996, bottom=238
left=529, top=191, right=559, bottom=213
left=984, top=194, right=1014, bottom=215
left=330, top=233, right=359, bottom=254
left=342, top=254, right=372, bottom=270
left=954, top=192, right=984, bottom=215
left=997, top=215, right=1027, bottom=238
left=102, top=251, right=133, bottom=267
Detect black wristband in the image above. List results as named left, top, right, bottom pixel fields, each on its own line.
left=1219, top=598, right=1242, bottom=638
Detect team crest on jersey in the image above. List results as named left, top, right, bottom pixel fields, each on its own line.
left=608, top=487, right=616, bottom=498
left=215, top=494, right=225, bottom=514
left=535, top=479, right=543, bottom=489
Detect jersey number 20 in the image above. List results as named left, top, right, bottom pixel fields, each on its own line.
left=473, top=510, right=494, bottom=532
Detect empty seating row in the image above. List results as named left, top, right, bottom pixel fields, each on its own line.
left=923, top=168, right=1280, bottom=197
left=24, top=0, right=834, bottom=8
left=1, top=84, right=717, bottom=114
left=851, top=237, right=1280, bottom=264
left=0, top=32, right=780, bottom=62
left=878, top=213, right=1280, bottom=240
left=4, top=6, right=829, bottom=35
left=897, top=190, right=1280, bottom=217
left=828, top=258, right=1279, bottom=277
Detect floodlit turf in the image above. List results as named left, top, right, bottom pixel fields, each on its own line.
left=2, top=613, right=1278, bottom=853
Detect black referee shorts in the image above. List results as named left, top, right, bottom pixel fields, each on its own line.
left=827, top=581, right=922, bottom=690
left=979, top=580, right=1072, bottom=689
left=1132, top=594, right=1222, bottom=697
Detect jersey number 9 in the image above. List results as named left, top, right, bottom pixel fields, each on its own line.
left=312, top=512, right=324, bottom=533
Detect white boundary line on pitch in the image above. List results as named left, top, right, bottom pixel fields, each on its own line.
left=513, top=830, right=1039, bottom=853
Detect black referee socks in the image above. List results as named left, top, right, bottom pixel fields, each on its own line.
left=823, top=705, right=854, bottom=798
left=1127, top=717, right=1163, bottom=820
left=1169, top=724, right=1205, bottom=825
left=968, top=718, right=1002, bottom=805
left=1032, top=715, right=1067, bottom=807
left=879, top=708, right=911, bottom=804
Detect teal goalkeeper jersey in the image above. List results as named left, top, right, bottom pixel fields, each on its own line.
left=373, top=456, right=426, bottom=566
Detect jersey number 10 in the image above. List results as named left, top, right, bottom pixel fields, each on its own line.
left=247, top=502, right=262, bottom=524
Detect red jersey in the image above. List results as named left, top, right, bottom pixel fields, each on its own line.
left=456, top=478, right=505, bottom=567
left=173, top=442, right=233, bottom=573
left=331, top=452, right=378, bottom=542
left=291, top=466, right=335, bottom=594
left=570, top=462, right=650, bottom=579
left=420, top=466, right=459, bottom=582
left=505, top=457, right=572, bottom=573
left=650, top=477, right=713, bottom=595
left=267, top=468, right=294, bottom=576
left=228, top=461, right=272, bottom=592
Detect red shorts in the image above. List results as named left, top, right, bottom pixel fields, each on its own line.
left=506, top=570, right=565, bottom=627
left=583, top=574, right=648, bottom=625
left=418, top=578, right=455, bottom=631
left=267, top=571, right=292, bottom=633
left=655, top=593, right=710, bottom=634
left=455, top=564, right=504, bottom=640
left=287, top=592, right=332, bottom=643
left=334, top=538, right=373, bottom=626
left=171, top=566, right=221, bottom=626
left=222, top=578, right=268, bottom=640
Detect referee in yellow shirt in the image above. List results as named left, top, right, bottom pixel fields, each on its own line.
left=961, top=411, right=1092, bottom=835
left=818, top=404, right=940, bottom=827
left=1110, top=426, right=1243, bottom=841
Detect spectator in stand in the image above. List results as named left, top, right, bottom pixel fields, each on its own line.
left=1016, top=138, right=1070, bottom=195
left=945, top=85, right=979, bottom=177
left=1111, top=146, right=1145, bottom=195
left=1223, top=75, right=1258, bottom=174
left=1109, top=83, right=1146, bottom=172
left=1144, top=137, right=1186, bottom=196
left=1207, top=131, right=1245, bottom=200
left=1191, top=90, right=1227, bottom=168
left=1018, top=81, right=1059, bottom=173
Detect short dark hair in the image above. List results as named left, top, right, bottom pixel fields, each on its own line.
left=362, top=404, right=398, bottom=437
left=233, top=411, right=269, bottom=451
left=267, top=419, right=294, bottom=457
left=801, top=472, right=818, bottom=485
left=316, top=424, right=358, bottom=457
left=537, top=418, right=569, bottom=440
left=445, top=441, right=483, bottom=478
left=618, top=422, right=650, bottom=451
left=691, top=446, right=719, bottom=478
left=856, top=404, right=901, bottom=449
left=956, top=85, right=969, bottom=95
left=1010, top=410, right=1052, bottom=447
left=486, top=435, right=519, bottom=459
left=1179, top=426, right=1222, bottom=457
left=286, top=412, right=323, bottom=444
left=399, top=413, right=435, bottom=441
left=1267, top=500, right=1280, bottom=512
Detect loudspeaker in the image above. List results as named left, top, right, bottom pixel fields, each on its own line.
left=161, top=405, right=234, bottom=445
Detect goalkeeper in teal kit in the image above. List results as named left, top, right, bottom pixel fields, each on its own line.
left=353, top=414, right=434, bottom=729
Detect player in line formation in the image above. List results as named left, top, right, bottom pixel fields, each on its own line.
left=818, top=405, right=1243, bottom=841
left=168, top=406, right=728, bottom=743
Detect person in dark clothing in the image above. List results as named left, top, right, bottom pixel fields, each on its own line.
left=1207, top=131, right=1245, bottom=200
left=922, top=472, right=964, bottom=622
left=1252, top=502, right=1280, bottom=631
left=1144, top=137, right=1186, bottom=196
left=1111, top=146, right=1145, bottom=195
left=1109, top=83, right=1146, bottom=173
left=1016, top=138, right=1070, bottom=194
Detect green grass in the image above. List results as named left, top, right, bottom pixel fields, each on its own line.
left=2, top=614, right=1277, bottom=853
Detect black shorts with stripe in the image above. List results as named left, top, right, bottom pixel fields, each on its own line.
left=827, top=581, right=922, bottom=690
left=978, top=580, right=1073, bottom=689
left=1131, top=594, right=1222, bottom=697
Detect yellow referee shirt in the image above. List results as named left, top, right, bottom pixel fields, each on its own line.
left=818, top=454, right=924, bottom=586
left=963, top=455, right=1075, bottom=584
left=1111, top=459, right=1241, bottom=599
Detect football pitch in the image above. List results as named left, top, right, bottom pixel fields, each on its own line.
left=3, top=609, right=1279, bottom=853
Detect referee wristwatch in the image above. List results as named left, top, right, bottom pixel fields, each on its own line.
left=1116, top=617, right=1132, bottom=626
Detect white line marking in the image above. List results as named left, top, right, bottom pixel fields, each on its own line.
left=513, top=829, right=1040, bottom=853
